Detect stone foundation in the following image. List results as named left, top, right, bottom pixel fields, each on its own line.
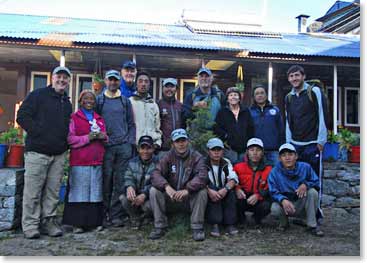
left=0, top=168, right=24, bottom=231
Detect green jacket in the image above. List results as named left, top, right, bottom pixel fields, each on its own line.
left=123, top=155, right=158, bottom=199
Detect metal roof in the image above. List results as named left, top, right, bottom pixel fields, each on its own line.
left=0, top=13, right=360, bottom=58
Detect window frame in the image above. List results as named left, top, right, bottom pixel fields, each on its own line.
left=179, top=79, right=198, bottom=102
left=344, top=87, right=360, bottom=127
left=30, top=71, right=51, bottom=92
left=75, top=74, right=93, bottom=110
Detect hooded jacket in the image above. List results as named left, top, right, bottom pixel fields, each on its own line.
left=130, top=92, right=162, bottom=147
left=268, top=161, right=319, bottom=203
left=205, top=157, right=238, bottom=190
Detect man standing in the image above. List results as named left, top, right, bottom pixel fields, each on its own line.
left=149, top=129, right=208, bottom=241
left=17, top=66, right=73, bottom=239
left=96, top=69, right=136, bottom=227
left=183, top=67, right=225, bottom=125
left=157, top=78, right=184, bottom=152
left=268, top=143, right=324, bottom=236
left=120, top=60, right=137, bottom=98
left=130, top=71, right=162, bottom=149
left=285, top=65, right=327, bottom=220
left=119, top=135, right=157, bottom=229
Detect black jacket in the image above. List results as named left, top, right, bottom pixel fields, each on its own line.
left=16, top=85, right=72, bottom=155
left=214, top=105, right=254, bottom=154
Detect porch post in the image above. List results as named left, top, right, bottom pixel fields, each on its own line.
left=333, top=65, right=338, bottom=135
left=268, top=62, right=273, bottom=102
left=60, top=50, right=65, bottom=67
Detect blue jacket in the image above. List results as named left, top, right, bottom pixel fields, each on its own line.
left=120, top=78, right=136, bottom=98
left=268, top=161, right=319, bottom=203
left=249, top=102, right=285, bottom=151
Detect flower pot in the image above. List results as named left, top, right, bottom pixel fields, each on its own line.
left=0, top=144, right=8, bottom=168
left=338, top=147, right=349, bottom=162
left=349, top=145, right=360, bottom=163
left=323, top=142, right=339, bottom=161
left=5, top=144, right=24, bottom=168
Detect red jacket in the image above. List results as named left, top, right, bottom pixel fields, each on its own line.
left=68, top=110, right=107, bottom=166
left=233, top=160, right=272, bottom=201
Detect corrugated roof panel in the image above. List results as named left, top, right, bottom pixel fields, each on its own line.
left=0, top=13, right=360, bottom=58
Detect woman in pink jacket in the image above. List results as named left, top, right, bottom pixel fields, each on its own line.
left=62, top=90, right=108, bottom=233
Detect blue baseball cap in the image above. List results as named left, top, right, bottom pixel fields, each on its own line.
left=122, top=60, right=136, bottom=69
left=163, top=78, right=178, bottom=87
left=105, top=70, right=121, bottom=80
left=52, top=66, right=71, bottom=77
left=207, top=138, right=224, bottom=149
left=171, top=128, right=188, bottom=142
left=197, top=67, right=212, bottom=76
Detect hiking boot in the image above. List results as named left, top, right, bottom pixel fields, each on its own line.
left=210, top=224, right=220, bottom=237
left=292, top=218, right=307, bottom=227
left=102, top=216, right=112, bottom=228
left=24, top=229, right=40, bottom=239
left=40, top=217, right=63, bottom=237
left=308, top=226, right=324, bottom=237
left=130, top=219, right=141, bottom=230
left=192, top=229, right=205, bottom=241
left=149, top=228, right=166, bottom=240
left=278, top=224, right=289, bottom=232
left=225, top=225, right=238, bottom=236
left=111, top=218, right=124, bottom=227
left=73, top=227, right=85, bottom=234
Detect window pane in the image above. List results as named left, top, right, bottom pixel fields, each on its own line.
left=183, top=82, right=196, bottom=101
left=79, top=77, right=92, bottom=93
left=33, top=75, right=48, bottom=90
left=346, top=89, right=359, bottom=124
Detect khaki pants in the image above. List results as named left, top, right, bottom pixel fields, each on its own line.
left=271, top=188, right=319, bottom=228
left=119, top=194, right=151, bottom=220
left=149, top=187, right=207, bottom=230
left=22, top=151, right=66, bottom=232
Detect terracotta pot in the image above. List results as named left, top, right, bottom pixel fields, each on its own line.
left=349, top=145, right=360, bottom=163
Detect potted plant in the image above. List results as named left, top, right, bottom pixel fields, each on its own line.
left=323, top=131, right=339, bottom=162
left=0, top=127, right=25, bottom=168
left=92, top=73, right=105, bottom=95
left=349, top=133, right=360, bottom=163
left=337, top=127, right=353, bottom=162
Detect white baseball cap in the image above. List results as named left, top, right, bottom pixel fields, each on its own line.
left=278, top=143, right=297, bottom=153
left=247, top=138, right=264, bottom=149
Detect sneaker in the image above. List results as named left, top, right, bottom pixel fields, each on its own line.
left=96, top=226, right=104, bottom=232
left=308, top=226, right=324, bottom=237
left=192, top=229, right=205, bottom=241
left=111, top=218, right=124, bottom=227
left=40, top=217, right=63, bottom=237
left=149, top=228, right=166, bottom=240
left=225, top=225, right=238, bottom=236
left=210, top=224, right=220, bottom=237
left=24, top=229, right=40, bottom=239
left=73, top=227, right=84, bottom=234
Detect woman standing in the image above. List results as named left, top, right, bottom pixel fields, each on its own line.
left=214, top=87, right=254, bottom=164
left=63, top=90, right=108, bottom=233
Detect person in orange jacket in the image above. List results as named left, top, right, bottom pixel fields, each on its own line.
left=233, top=138, right=272, bottom=226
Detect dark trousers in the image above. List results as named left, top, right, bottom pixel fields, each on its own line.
left=206, top=190, right=237, bottom=225
left=103, top=143, right=132, bottom=221
left=237, top=198, right=271, bottom=224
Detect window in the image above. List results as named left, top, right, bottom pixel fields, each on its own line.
left=344, top=87, right=359, bottom=126
left=150, top=77, right=157, bottom=100
left=75, top=74, right=93, bottom=109
left=179, top=79, right=198, bottom=102
left=30, top=72, right=50, bottom=91
left=327, top=86, right=341, bottom=125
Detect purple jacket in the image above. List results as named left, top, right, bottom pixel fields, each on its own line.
left=68, top=110, right=107, bottom=166
left=157, top=97, right=184, bottom=151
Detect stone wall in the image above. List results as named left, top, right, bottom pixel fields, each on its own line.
left=0, top=168, right=24, bottom=231
left=322, top=162, right=360, bottom=215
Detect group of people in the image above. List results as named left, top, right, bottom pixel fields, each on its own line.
left=16, top=61, right=327, bottom=241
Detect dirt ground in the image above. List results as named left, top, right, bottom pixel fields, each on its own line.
left=0, top=207, right=359, bottom=256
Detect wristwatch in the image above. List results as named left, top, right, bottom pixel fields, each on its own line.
left=225, top=185, right=231, bottom=191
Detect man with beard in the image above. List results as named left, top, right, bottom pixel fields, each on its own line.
left=17, top=66, right=73, bottom=239
left=120, top=60, right=137, bottom=98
